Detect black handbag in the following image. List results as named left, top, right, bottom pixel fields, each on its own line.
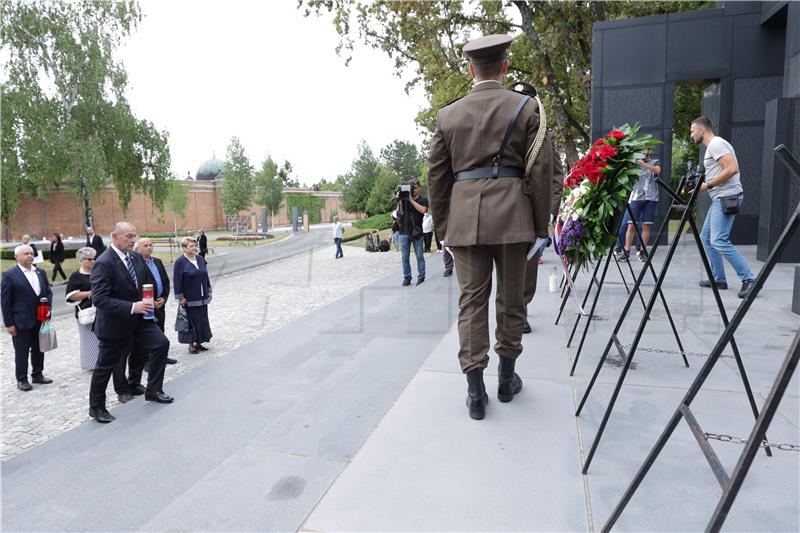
left=720, top=194, right=740, bottom=215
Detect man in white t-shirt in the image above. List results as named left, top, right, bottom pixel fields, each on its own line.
left=332, top=216, right=344, bottom=259
left=690, top=116, right=755, bottom=298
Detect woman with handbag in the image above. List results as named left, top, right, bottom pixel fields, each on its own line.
left=173, top=236, right=213, bottom=354
left=49, top=232, right=67, bottom=283
left=65, top=247, right=100, bottom=370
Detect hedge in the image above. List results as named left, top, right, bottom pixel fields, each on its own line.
left=285, top=193, right=326, bottom=225
left=1, top=247, right=79, bottom=261
left=139, top=231, right=190, bottom=238
left=352, top=213, right=392, bottom=230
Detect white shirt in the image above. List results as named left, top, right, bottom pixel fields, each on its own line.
left=704, top=136, right=743, bottom=200
left=17, top=264, right=41, bottom=295
left=422, top=213, right=433, bottom=233
left=333, top=222, right=344, bottom=239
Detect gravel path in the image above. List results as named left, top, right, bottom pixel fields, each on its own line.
left=1, top=246, right=404, bottom=461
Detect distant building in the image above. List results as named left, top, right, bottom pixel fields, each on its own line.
left=196, top=155, right=225, bottom=181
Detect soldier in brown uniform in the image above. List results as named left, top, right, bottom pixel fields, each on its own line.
left=506, top=81, right=565, bottom=335
left=427, top=35, right=554, bottom=420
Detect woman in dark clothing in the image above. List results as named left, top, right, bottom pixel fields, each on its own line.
left=49, top=233, right=67, bottom=282
left=174, top=236, right=212, bottom=353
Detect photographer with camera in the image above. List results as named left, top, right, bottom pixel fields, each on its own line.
left=690, top=116, right=755, bottom=298
left=395, top=179, right=428, bottom=286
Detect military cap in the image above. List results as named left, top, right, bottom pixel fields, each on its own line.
left=463, top=34, right=512, bottom=65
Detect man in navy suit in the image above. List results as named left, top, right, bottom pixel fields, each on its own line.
left=1, top=244, right=54, bottom=391
left=88, top=221, right=173, bottom=423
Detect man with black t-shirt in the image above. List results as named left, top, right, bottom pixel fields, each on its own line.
left=396, top=179, right=428, bottom=286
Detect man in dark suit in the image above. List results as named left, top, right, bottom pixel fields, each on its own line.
left=86, top=226, right=106, bottom=257
left=427, top=35, right=555, bottom=420
left=1, top=245, right=54, bottom=391
left=88, top=222, right=174, bottom=423
left=126, top=238, right=177, bottom=393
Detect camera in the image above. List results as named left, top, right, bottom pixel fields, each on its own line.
left=396, top=183, right=412, bottom=199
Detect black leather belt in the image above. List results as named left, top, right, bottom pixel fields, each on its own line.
left=454, top=166, right=524, bottom=181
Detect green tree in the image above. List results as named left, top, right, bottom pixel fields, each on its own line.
left=220, top=137, right=254, bottom=223
left=366, top=164, right=401, bottom=216
left=1, top=0, right=173, bottom=230
left=254, top=155, right=283, bottom=229
left=313, top=176, right=347, bottom=191
left=303, top=1, right=713, bottom=165
left=278, top=160, right=300, bottom=187
left=380, top=139, right=424, bottom=183
left=341, top=140, right=379, bottom=214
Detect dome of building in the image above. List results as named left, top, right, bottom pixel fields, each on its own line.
left=196, top=156, right=225, bottom=180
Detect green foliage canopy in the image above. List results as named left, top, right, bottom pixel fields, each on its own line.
left=1, top=0, right=173, bottom=229
left=254, top=155, right=284, bottom=222
left=302, top=0, right=713, bottom=166
left=220, top=136, right=254, bottom=216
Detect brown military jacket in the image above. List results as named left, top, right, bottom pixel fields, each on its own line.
left=427, top=80, right=554, bottom=246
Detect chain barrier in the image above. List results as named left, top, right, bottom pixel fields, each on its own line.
left=703, top=433, right=800, bottom=452
left=621, top=344, right=734, bottom=359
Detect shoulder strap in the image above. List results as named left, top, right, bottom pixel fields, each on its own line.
left=492, top=94, right=531, bottom=178
left=525, top=96, right=548, bottom=174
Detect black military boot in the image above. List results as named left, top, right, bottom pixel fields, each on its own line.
left=465, top=368, right=489, bottom=420
left=497, top=356, right=523, bottom=402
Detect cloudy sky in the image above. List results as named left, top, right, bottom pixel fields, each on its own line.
left=119, top=0, right=428, bottom=185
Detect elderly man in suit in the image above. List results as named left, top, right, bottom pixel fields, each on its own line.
left=427, top=35, right=554, bottom=420
left=88, top=222, right=173, bottom=423
left=1, top=244, right=54, bottom=391
left=86, top=226, right=106, bottom=257
left=127, top=237, right=177, bottom=394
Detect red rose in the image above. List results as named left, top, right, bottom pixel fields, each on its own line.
left=609, top=130, right=625, bottom=141
left=593, top=138, right=605, bottom=147
left=598, top=144, right=618, bottom=160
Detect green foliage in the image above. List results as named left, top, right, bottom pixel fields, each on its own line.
left=1, top=0, right=173, bottom=227
left=341, top=140, right=379, bottom=214
left=285, top=193, right=326, bottom=225
left=167, top=179, right=189, bottom=218
left=366, top=165, right=401, bottom=216
left=313, top=176, right=347, bottom=191
left=139, top=230, right=189, bottom=238
left=254, top=156, right=284, bottom=222
left=302, top=0, right=714, bottom=165
left=352, top=213, right=392, bottom=230
left=278, top=160, right=299, bottom=187
left=380, top=140, right=424, bottom=183
left=1, top=247, right=78, bottom=261
left=220, top=137, right=254, bottom=216
left=671, top=82, right=703, bottom=188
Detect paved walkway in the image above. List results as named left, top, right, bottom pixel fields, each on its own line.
left=1, top=239, right=797, bottom=531
left=1, top=244, right=401, bottom=462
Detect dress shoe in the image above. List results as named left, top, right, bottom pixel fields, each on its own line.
left=738, top=280, right=755, bottom=299
left=416, top=276, right=425, bottom=286
left=465, top=368, right=489, bottom=420
left=188, top=344, right=199, bottom=354
left=402, top=278, right=411, bottom=286
left=497, top=356, right=523, bottom=402
left=31, top=375, right=53, bottom=384
left=699, top=279, right=728, bottom=290
left=196, top=345, right=208, bottom=351
left=17, top=380, right=32, bottom=392
left=443, top=270, right=453, bottom=277
left=165, top=357, right=178, bottom=364
left=145, top=391, right=174, bottom=403
left=522, top=320, right=532, bottom=334
left=117, top=393, right=134, bottom=403
left=129, top=384, right=146, bottom=396
left=88, top=407, right=115, bottom=423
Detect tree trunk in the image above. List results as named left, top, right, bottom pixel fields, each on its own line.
left=80, top=174, right=94, bottom=229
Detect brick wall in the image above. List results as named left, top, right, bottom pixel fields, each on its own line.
left=1, top=181, right=357, bottom=240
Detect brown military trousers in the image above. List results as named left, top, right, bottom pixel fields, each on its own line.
left=523, top=250, right=542, bottom=306
left=452, top=243, right=529, bottom=373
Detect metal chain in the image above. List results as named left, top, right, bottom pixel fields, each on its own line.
left=622, top=344, right=734, bottom=359
left=703, top=433, right=800, bottom=452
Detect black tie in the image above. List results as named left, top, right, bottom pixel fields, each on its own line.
left=124, top=254, right=138, bottom=287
